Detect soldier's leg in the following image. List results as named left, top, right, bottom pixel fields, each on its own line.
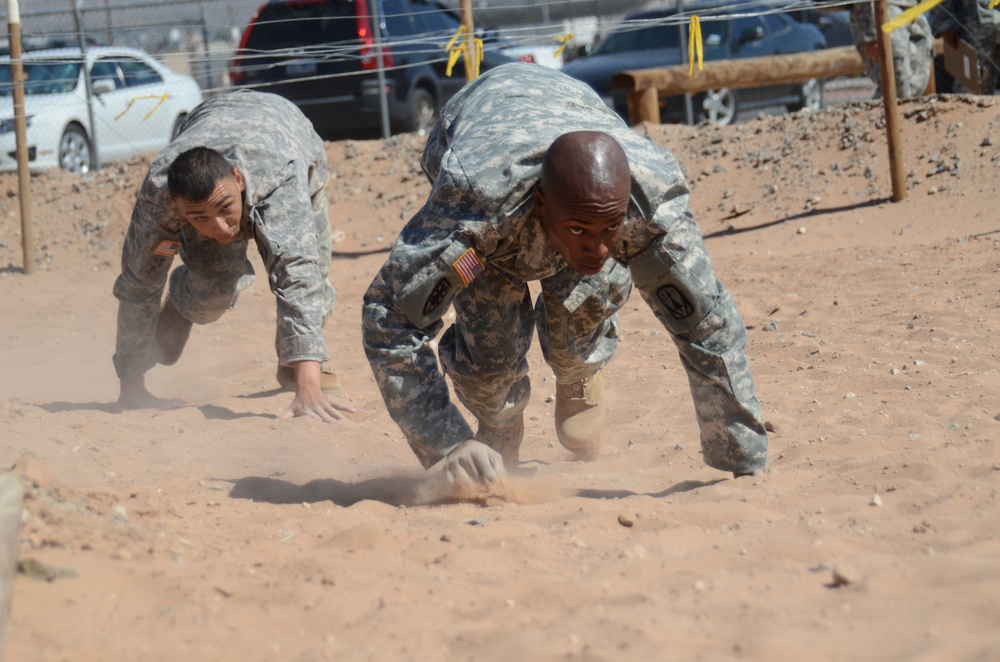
left=438, top=269, right=534, bottom=468
left=162, top=233, right=254, bottom=364
left=0, top=473, right=22, bottom=658
left=536, top=261, right=632, bottom=458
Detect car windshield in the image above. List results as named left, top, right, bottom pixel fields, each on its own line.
left=0, top=60, right=81, bottom=96
left=592, top=14, right=728, bottom=55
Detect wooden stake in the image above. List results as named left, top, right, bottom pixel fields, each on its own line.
left=7, top=0, right=34, bottom=273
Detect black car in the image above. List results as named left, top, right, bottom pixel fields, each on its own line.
left=562, top=0, right=828, bottom=126
left=228, top=0, right=515, bottom=137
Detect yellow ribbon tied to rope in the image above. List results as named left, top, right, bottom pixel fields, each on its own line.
left=554, top=33, right=574, bottom=60
left=881, top=0, right=945, bottom=32
left=444, top=25, right=484, bottom=78
left=114, top=93, right=169, bottom=122
left=688, top=16, right=703, bottom=77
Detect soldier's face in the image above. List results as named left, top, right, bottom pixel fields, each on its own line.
left=172, top=168, right=246, bottom=244
left=535, top=186, right=627, bottom=276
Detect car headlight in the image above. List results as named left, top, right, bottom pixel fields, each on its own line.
left=0, top=116, right=34, bottom=134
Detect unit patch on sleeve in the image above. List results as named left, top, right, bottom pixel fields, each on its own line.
left=656, top=285, right=695, bottom=320
left=153, top=240, right=181, bottom=257
left=451, top=248, right=484, bottom=286
left=423, top=277, right=453, bottom=315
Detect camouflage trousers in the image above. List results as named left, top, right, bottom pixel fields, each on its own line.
left=167, top=191, right=335, bottom=358
left=438, top=260, right=631, bottom=431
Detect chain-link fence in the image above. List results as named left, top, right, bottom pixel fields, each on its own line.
left=1, top=0, right=967, bottom=174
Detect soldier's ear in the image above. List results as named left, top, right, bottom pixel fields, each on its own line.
left=232, top=168, right=246, bottom=193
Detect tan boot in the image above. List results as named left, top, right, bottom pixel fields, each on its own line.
left=475, top=414, right=524, bottom=472
left=155, top=299, right=192, bottom=366
left=555, top=370, right=605, bottom=461
left=276, top=365, right=342, bottom=393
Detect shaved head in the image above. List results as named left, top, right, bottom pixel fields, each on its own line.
left=534, top=131, right=631, bottom=276
left=540, top=131, right=630, bottom=207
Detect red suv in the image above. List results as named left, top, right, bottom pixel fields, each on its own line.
left=229, top=0, right=515, bottom=137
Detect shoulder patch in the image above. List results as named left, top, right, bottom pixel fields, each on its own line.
left=656, top=285, right=695, bottom=320
left=153, top=240, right=181, bottom=257
left=423, top=277, right=453, bottom=315
left=451, top=248, right=484, bottom=286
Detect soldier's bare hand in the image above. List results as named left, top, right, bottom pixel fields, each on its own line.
left=278, top=384, right=355, bottom=423
left=443, top=440, right=506, bottom=487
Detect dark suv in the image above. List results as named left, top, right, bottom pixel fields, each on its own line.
left=562, top=0, right=828, bottom=126
left=229, top=0, right=515, bottom=138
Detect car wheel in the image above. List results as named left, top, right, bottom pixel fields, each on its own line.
left=790, top=78, right=823, bottom=112
left=59, top=124, right=94, bottom=174
left=171, top=114, right=188, bottom=141
left=700, top=88, right=737, bottom=126
left=405, top=88, right=437, bottom=136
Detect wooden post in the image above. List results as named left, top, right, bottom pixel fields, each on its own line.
left=460, top=0, right=477, bottom=82
left=875, top=0, right=906, bottom=202
left=7, top=0, right=34, bottom=274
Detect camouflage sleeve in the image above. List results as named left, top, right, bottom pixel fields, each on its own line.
left=253, top=162, right=329, bottom=366
left=361, top=198, right=478, bottom=469
left=628, top=205, right=768, bottom=475
left=112, top=178, right=181, bottom=380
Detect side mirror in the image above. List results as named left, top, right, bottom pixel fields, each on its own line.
left=91, top=78, right=116, bottom=95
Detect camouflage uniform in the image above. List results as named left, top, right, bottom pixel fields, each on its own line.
left=113, top=90, right=334, bottom=380
left=931, top=0, right=1000, bottom=93
left=850, top=0, right=934, bottom=98
left=362, top=63, right=768, bottom=475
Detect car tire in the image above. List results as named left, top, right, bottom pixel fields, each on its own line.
left=59, top=124, right=94, bottom=174
left=171, top=114, right=188, bottom=141
left=790, top=78, right=823, bottom=112
left=700, top=88, right=738, bottom=126
left=404, top=88, right=436, bottom=136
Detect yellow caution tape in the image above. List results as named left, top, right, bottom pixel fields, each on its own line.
left=688, top=16, right=703, bottom=77
left=882, top=0, right=945, bottom=32
left=444, top=25, right=483, bottom=78
left=554, top=33, right=574, bottom=60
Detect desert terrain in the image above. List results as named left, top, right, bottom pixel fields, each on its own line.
left=0, top=91, right=998, bottom=661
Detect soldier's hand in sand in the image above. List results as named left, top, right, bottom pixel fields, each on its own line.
left=117, top=376, right=183, bottom=410
left=443, top=440, right=506, bottom=487
left=278, top=361, right=356, bottom=423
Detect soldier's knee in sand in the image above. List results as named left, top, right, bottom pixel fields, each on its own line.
left=0, top=474, right=23, bottom=659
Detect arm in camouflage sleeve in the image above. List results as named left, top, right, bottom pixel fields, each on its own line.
left=252, top=162, right=329, bottom=366
left=112, top=179, right=180, bottom=380
left=628, top=196, right=768, bottom=475
left=361, top=201, right=477, bottom=469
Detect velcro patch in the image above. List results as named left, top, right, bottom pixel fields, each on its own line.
left=451, top=248, right=483, bottom=286
left=153, top=240, right=181, bottom=257
left=423, top=277, right=452, bottom=315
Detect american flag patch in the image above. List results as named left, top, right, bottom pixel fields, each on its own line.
left=153, top=240, right=181, bottom=257
left=451, top=248, right=484, bottom=286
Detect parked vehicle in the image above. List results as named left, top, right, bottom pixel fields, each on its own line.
left=0, top=47, right=203, bottom=174
left=228, top=0, right=517, bottom=138
left=561, top=0, right=828, bottom=126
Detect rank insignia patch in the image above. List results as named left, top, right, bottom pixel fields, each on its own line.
left=153, top=240, right=181, bottom=257
left=423, top=277, right=452, bottom=315
left=451, top=248, right=484, bottom=286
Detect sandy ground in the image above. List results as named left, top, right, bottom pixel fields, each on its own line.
left=1, top=92, right=999, bottom=661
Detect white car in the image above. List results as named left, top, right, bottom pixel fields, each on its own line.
left=0, top=46, right=203, bottom=174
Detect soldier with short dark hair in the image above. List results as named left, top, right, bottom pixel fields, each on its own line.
left=362, top=63, right=768, bottom=486
left=113, top=90, right=354, bottom=422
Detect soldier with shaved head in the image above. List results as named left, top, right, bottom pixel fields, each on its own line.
left=362, top=63, right=768, bottom=487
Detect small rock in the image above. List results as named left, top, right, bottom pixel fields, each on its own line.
left=832, top=563, right=862, bottom=586
left=762, top=321, right=779, bottom=332
left=796, top=226, right=807, bottom=234
left=617, top=513, right=634, bottom=528
left=870, top=494, right=882, bottom=507
left=844, top=392, right=857, bottom=399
